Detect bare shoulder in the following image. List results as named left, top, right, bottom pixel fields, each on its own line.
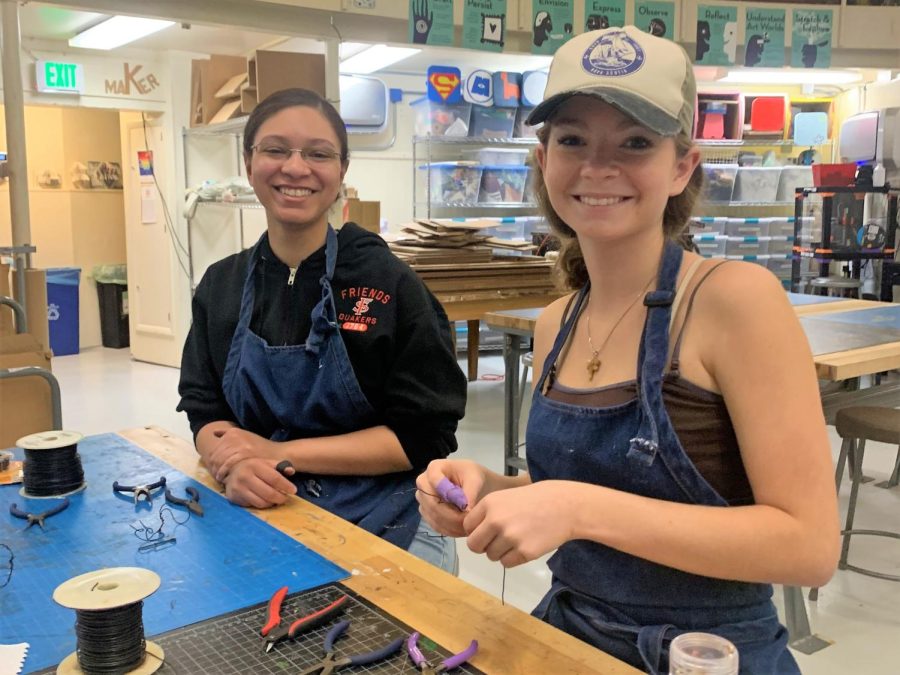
left=692, top=259, right=792, bottom=325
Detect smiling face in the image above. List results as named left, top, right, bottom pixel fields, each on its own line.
left=535, top=96, right=699, bottom=246
left=245, top=105, right=347, bottom=233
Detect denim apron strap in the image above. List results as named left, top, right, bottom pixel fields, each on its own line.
left=627, top=241, right=683, bottom=467
left=636, top=623, right=677, bottom=675
left=535, top=286, right=591, bottom=392
left=306, top=225, right=339, bottom=356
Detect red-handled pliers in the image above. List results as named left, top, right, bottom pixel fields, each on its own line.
left=261, top=587, right=349, bottom=653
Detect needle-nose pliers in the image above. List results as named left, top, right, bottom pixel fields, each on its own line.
left=9, top=497, right=70, bottom=530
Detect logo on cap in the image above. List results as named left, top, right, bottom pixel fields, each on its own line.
left=582, top=31, right=645, bottom=77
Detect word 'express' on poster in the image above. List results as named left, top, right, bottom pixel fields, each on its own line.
left=583, top=0, right=625, bottom=32
left=791, top=9, right=833, bottom=68
left=463, top=0, right=507, bottom=52
left=695, top=4, right=738, bottom=66
left=408, top=0, right=454, bottom=46
left=531, top=0, right=574, bottom=55
left=634, top=1, right=675, bottom=40
left=744, top=7, right=785, bottom=67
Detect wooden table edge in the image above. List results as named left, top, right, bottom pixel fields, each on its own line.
left=118, top=426, right=639, bottom=675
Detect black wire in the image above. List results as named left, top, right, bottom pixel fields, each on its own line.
left=22, top=445, right=84, bottom=497
left=75, top=602, right=147, bottom=674
left=0, top=544, right=13, bottom=589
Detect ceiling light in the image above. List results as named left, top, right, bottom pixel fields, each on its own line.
left=718, top=68, right=863, bottom=86
left=69, top=16, right=175, bottom=50
left=340, top=44, right=419, bottom=75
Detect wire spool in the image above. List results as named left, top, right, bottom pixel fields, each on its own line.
left=53, top=567, right=164, bottom=675
left=16, top=430, right=86, bottom=498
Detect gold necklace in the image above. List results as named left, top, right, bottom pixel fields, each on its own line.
left=585, top=276, right=656, bottom=381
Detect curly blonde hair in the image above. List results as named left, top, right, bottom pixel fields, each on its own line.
left=532, top=123, right=703, bottom=290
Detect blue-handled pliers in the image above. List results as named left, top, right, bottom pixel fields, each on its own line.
left=296, top=620, right=404, bottom=674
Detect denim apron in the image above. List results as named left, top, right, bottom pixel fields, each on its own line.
left=528, top=241, right=798, bottom=674
left=222, top=226, right=419, bottom=549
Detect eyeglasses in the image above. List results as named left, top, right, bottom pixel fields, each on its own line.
left=251, top=144, right=343, bottom=164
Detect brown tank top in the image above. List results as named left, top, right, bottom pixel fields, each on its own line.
left=545, top=262, right=754, bottom=506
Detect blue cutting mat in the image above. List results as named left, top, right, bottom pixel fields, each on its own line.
left=803, top=305, right=900, bottom=331
left=0, top=433, right=348, bottom=673
left=787, top=292, right=848, bottom=306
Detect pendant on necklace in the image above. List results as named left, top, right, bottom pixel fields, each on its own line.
left=586, top=352, right=601, bottom=381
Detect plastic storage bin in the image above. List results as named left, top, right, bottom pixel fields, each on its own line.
left=766, top=217, right=796, bottom=239
left=693, top=235, right=727, bottom=258
left=410, top=98, right=472, bottom=137
left=811, top=163, right=856, bottom=187
left=702, top=164, right=738, bottom=203
left=725, top=218, right=768, bottom=237
left=479, top=165, right=529, bottom=202
left=766, top=257, right=794, bottom=279
left=421, top=163, right=482, bottom=203
left=46, top=267, right=81, bottom=357
left=514, top=107, right=536, bottom=138
left=470, top=105, right=517, bottom=138
left=732, top=167, right=781, bottom=203
left=725, top=238, right=769, bottom=256
left=487, top=218, right=527, bottom=240
left=689, top=217, right=727, bottom=235
left=461, top=148, right=528, bottom=166
left=93, top=264, right=129, bottom=349
left=767, top=236, right=793, bottom=255
left=776, top=166, right=814, bottom=202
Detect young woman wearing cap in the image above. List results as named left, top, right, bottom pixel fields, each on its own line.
left=417, top=26, right=838, bottom=671
left=178, top=88, right=467, bottom=572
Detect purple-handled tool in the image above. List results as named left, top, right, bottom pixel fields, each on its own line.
left=436, top=478, right=468, bottom=511
left=406, top=631, right=479, bottom=673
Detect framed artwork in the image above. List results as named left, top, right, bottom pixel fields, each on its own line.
left=87, top=161, right=123, bottom=189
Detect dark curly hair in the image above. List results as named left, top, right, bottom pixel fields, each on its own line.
left=532, top=121, right=703, bottom=290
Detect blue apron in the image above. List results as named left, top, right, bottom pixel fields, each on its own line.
left=527, top=241, right=798, bottom=674
left=222, top=226, right=419, bottom=549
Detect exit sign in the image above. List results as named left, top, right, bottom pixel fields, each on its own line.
left=36, top=60, right=84, bottom=94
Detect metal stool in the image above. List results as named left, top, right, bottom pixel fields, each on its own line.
left=833, top=406, right=900, bottom=582
left=809, top=276, right=862, bottom=298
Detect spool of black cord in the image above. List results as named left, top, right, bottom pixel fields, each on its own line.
left=16, top=431, right=86, bottom=498
left=53, top=567, right=164, bottom=675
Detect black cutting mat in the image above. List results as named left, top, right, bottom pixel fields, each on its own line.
left=144, top=583, right=483, bottom=675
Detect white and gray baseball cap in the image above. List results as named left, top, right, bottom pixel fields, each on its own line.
left=526, top=25, right=695, bottom=138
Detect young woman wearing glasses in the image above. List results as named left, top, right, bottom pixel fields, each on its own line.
left=178, top=88, right=467, bottom=572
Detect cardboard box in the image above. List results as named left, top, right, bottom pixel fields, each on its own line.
left=189, top=55, right=247, bottom=127
left=344, top=198, right=381, bottom=234
left=242, top=51, right=326, bottom=114
left=13, top=269, right=49, bottom=354
left=0, top=332, right=54, bottom=449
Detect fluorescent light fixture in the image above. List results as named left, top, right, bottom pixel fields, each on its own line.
left=340, top=44, right=419, bottom=75
left=718, top=68, right=863, bottom=86
left=69, top=16, right=175, bottom=50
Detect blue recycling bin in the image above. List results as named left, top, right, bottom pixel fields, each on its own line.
left=46, top=267, right=81, bottom=356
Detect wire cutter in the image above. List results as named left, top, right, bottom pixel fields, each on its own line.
left=261, top=586, right=349, bottom=653
left=296, top=620, right=404, bottom=674
left=9, top=497, right=70, bottom=530
left=113, top=476, right=167, bottom=505
left=165, top=486, right=204, bottom=516
left=407, top=631, right=479, bottom=674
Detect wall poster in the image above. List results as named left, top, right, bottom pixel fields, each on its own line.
left=791, top=9, right=833, bottom=68
left=583, top=0, right=626, bottom=32
left=462, top=0, right=508, bottom=52
left=744, top=7, right=785, bottom=67
left=695, top=4, right=738, bottom=66
left=408, top=0, right=454, bottom=46
left=530, top=0, right=574, bottom=55
left=633, top=1, right=675, bottom=40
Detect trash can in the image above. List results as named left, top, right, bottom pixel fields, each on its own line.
left=92, top=264, right=129, bottom=349
left=46, top=267, right=81, bottom=356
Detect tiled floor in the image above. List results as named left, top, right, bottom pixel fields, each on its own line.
left=50, top=347, right=900, bottom=674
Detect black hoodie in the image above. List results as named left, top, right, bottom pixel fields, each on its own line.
left=177, top=223, right=467, bottom=469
